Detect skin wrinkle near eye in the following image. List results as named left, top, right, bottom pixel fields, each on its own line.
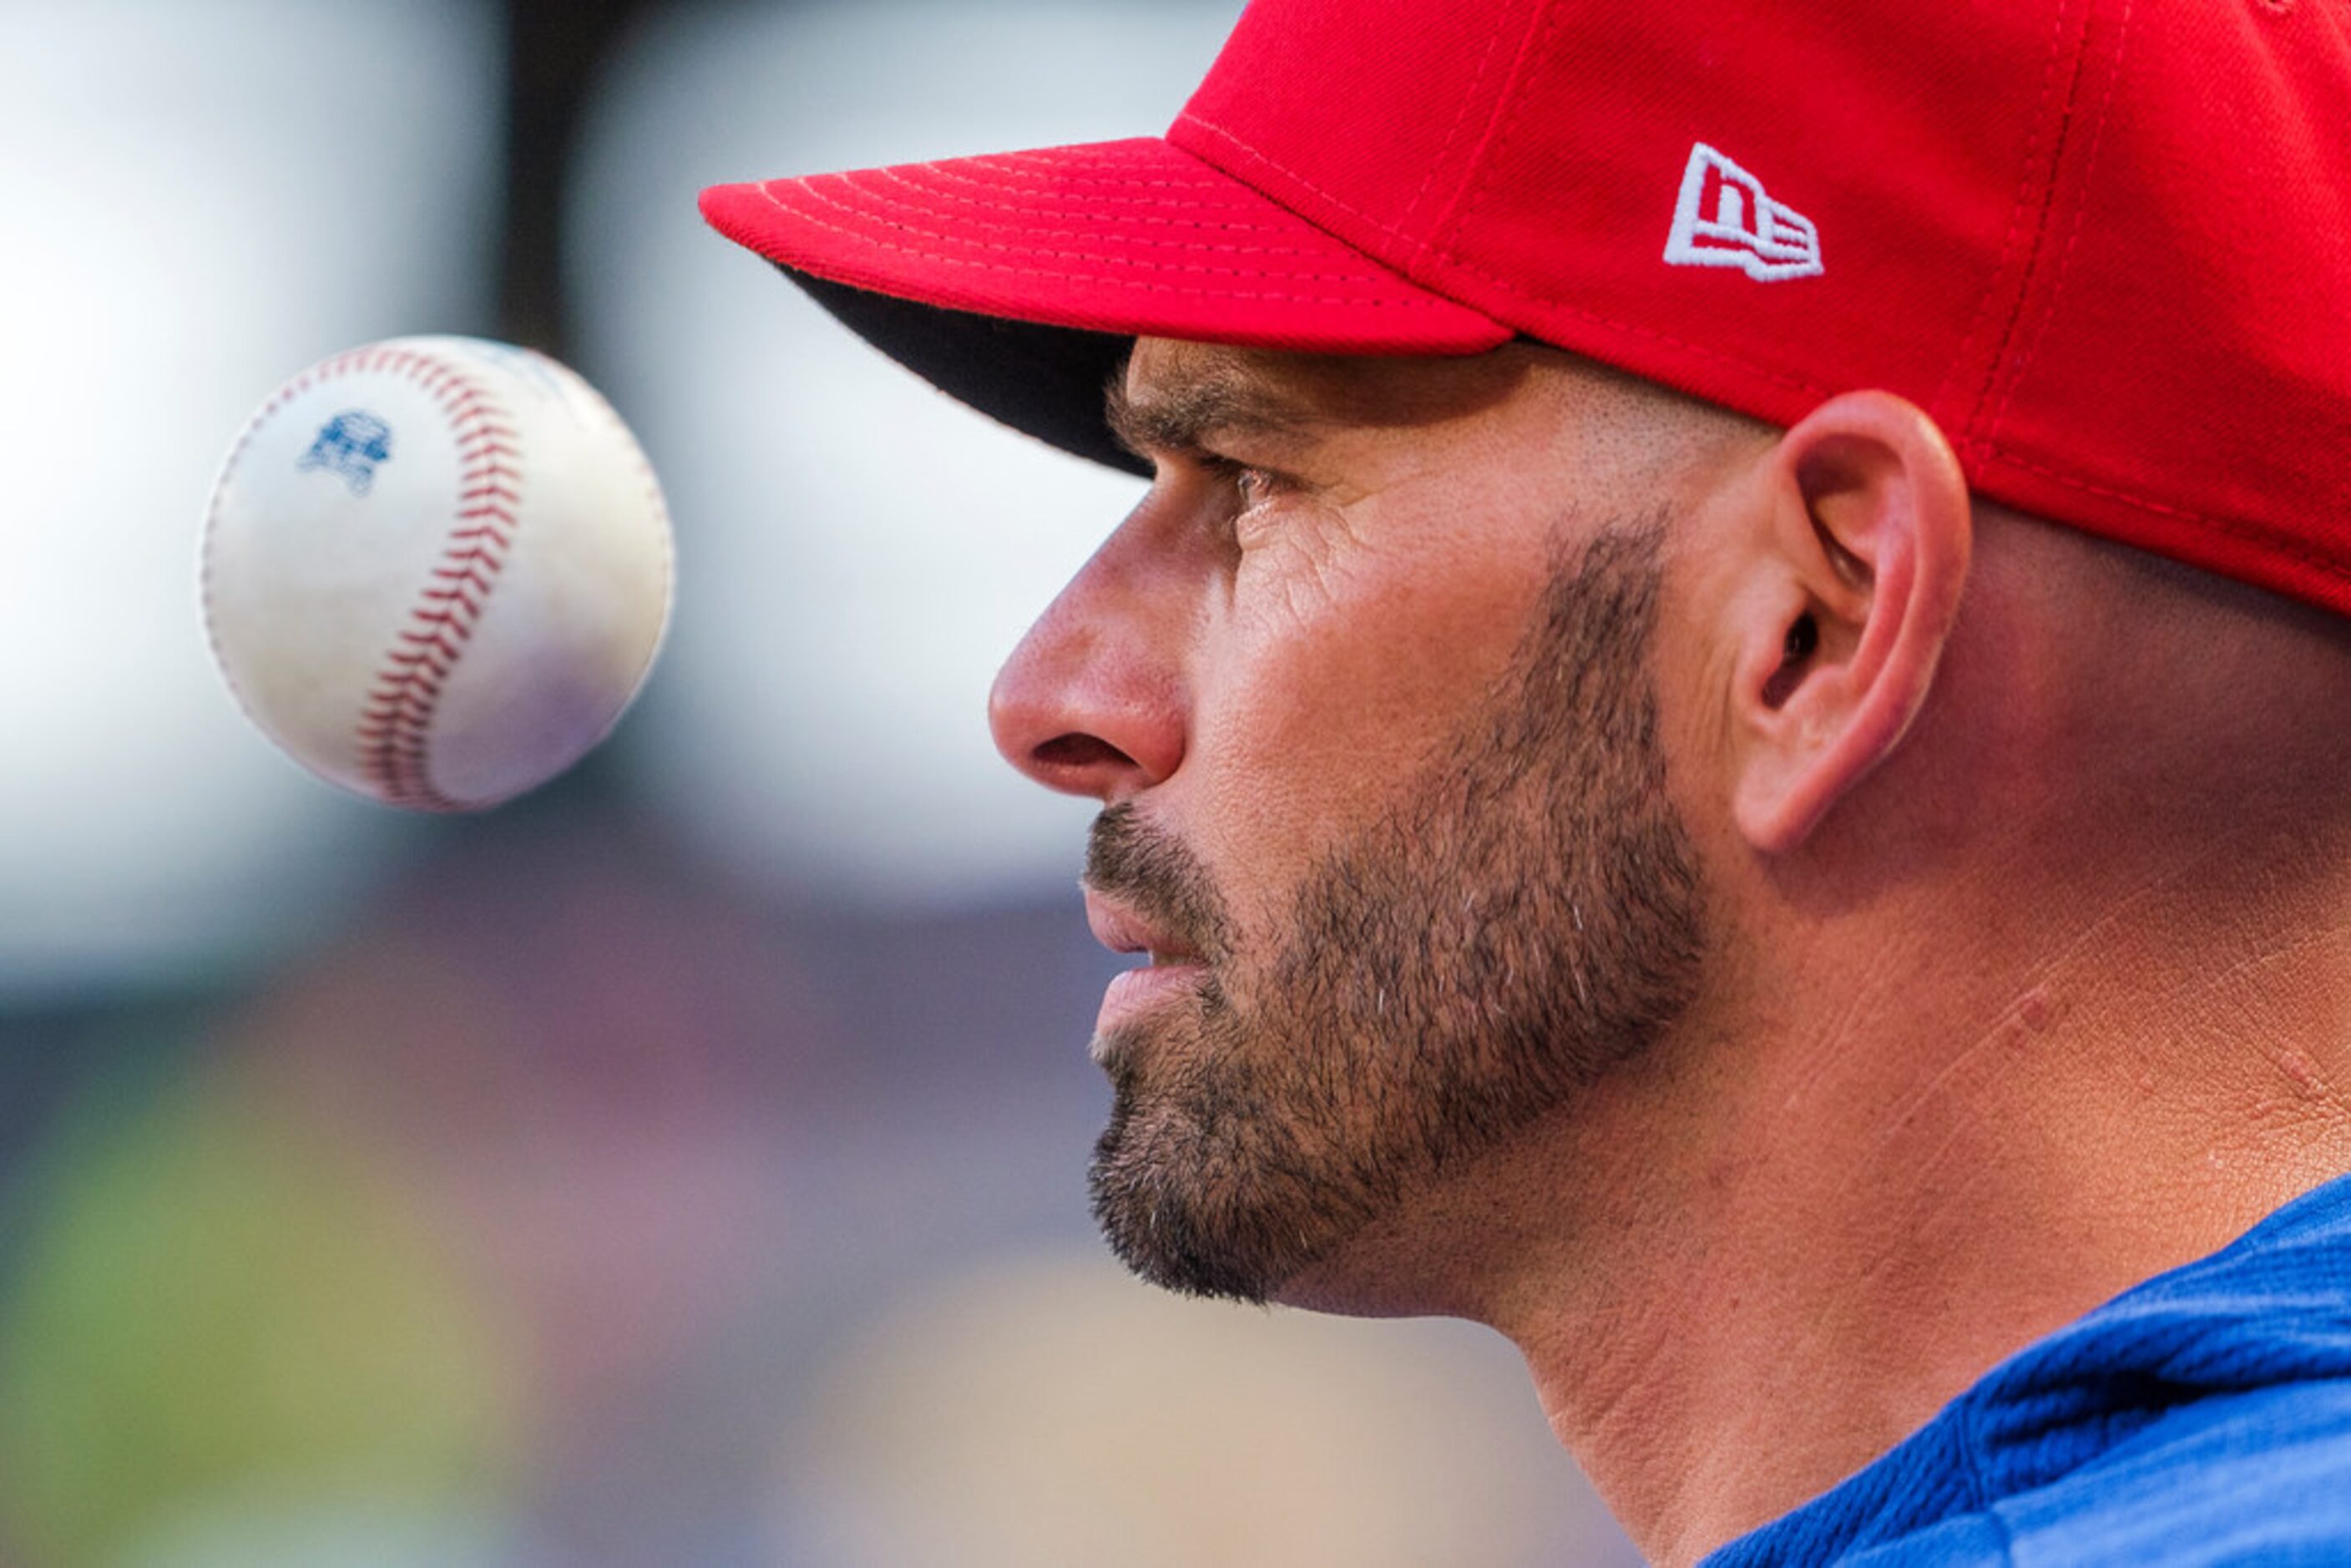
left=1251, top=489, right=1372, bottom=623
left=1129, top=352, right=1573, bottom=604
left=1269, top=530, right=1354, bottom=627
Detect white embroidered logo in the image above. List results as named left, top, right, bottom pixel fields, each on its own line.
left=1664, top=144, right=1823, bottom=282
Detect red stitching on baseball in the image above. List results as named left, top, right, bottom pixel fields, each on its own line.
left=328, top=346, right=528, bottom=810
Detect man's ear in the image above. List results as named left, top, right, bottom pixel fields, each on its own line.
left=1726, top=390, right=1973, bottom=856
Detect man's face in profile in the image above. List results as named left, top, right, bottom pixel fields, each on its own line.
left=993, top=339, right=1714, bottom=1306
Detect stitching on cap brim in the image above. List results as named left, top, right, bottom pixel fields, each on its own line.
left=700, top=136, right=1512, bottom=355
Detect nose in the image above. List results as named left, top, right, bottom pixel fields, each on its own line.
left=988, top=521, right=1190, bottom=802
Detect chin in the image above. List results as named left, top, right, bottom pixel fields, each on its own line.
left=1262, top=1205, right=1493, bottom=1321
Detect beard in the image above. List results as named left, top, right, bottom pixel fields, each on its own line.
left=1084, top=524, right=1706, bottom=1305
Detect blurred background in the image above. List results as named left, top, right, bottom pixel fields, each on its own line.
left=0, top=0, right=1643, bottom=1561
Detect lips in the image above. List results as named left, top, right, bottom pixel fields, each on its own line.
left=1082, top=889, right=1202, bottom=969
left=1082, top=888, right=1209, bottom=1043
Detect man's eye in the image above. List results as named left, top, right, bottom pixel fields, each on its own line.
left=1233, top=467, right=1280, bottom=509
left=1200, top=455, right=1285, bottom=510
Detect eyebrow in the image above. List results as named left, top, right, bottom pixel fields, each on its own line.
left=1104, top=368, right=1318, bottom=461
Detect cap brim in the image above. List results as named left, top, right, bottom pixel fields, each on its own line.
left=700, top=137, right=1511, bottom=473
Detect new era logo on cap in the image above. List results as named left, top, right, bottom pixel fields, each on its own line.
left=1664, top=143, right=1823, bottom=282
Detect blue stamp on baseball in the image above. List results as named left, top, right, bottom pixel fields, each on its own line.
left=300, top=409, right=394, bottom=495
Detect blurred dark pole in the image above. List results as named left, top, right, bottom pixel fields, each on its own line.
left=489, top=0, right=670, bottom=813
left=497, top=0, right=656, bottom=357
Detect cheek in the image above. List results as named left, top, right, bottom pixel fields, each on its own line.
left=1184, top=521, right=1547, bottom=907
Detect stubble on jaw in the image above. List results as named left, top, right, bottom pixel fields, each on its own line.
left=1082, top=522, right=1709, bottom=1307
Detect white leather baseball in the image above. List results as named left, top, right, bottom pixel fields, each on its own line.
left=204, top=336, right=673, bottom=811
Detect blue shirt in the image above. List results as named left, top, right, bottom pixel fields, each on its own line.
left=1705, top=1173, right=2351, bottom=1565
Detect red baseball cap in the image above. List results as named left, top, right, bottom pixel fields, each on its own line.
left=703, top=0, right=2351, bottom=616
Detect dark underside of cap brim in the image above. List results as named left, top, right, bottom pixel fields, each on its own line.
left=700, top=137, right=1510, bottom=473
left=792, top=273, right=1145, bottom=475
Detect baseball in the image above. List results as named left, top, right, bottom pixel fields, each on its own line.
left=203, top=336, right=672, bottom=811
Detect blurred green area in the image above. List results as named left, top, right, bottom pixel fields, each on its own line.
left=0, top=1057, right=522, bottom=1565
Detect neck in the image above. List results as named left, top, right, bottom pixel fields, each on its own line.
left=1477, top=822, right=2351, bottom=1566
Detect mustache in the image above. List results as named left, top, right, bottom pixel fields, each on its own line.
left=1082, top=804, right=1232, bottom=964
